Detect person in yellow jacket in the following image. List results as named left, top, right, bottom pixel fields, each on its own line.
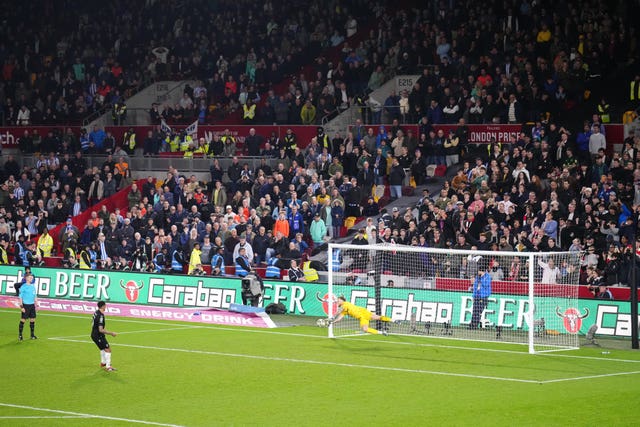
left=0, top=238, right=9, bottom=264
left=79, top=246, right=92, bottom=269
left=194, top=137, right=209, bottom=155
left=168, top=133, right=180, bottom=152
left=63, top=244, right=78, bottom=268
left=302, top=260, right=319, bottom=282
left=597, top=98, right=610, bottom=123
left=124, top=128, right=136, bottom=154
left=188, top=242, right=203, bottom=275
left=300, top=99, right=317, bottom=124
left=630, top=74, right=640, bottom=105
left=37, top=228, right=54, bottom=258
left=183, top=146, right=194, bottom=158
left=242, top=99, right=256, bottom=122
left=179, top=133, right=193, bottom=151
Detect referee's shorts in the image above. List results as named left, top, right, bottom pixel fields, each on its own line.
left=21, top=304, right=36, bottom=319
left=92, top=335, right=110, bottom=350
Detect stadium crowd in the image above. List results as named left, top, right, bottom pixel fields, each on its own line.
left=1, top=0, right=640, bottom=299
left=0, top=0, right=375, bottom=126
left=147, top=0, right=639, bottom=128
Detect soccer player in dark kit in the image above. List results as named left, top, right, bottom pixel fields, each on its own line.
left=91, top=301, right=118, bottom=371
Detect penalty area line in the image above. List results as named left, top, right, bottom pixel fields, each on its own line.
left=0, top=403, right=184, bottom=427
left=539, top=370, right=640, bottom=384
left=5, top=309, right=639, bottom=364
left=49, top=337, right=540, bottom=384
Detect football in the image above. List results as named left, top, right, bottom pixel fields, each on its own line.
left=316, top=318, right=328, bottom=327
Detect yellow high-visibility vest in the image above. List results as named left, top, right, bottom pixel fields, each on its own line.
left=631, top=80, right=640, bottom=101
left=302, top=261, right=319, bottom=282
left=243, top=103, right=256, bottom=120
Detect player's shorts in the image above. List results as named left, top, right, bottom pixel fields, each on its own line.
left=92, top=335, right=110, bottom=350
left=21, top=304, right=36, bottom=319
left=356, top=310, right=372, bottom=327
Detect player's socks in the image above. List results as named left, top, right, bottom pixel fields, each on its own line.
left=100, top=350, right=106, bottom=365
left=18, top=322, right=24, bottom=336
left=381, top=316, right=391, bottom=322
left=104, top=352, right=112, bottom=368
left=29, top=322, right=35, bottom=337
left=367, top=328, right=379, bottom=334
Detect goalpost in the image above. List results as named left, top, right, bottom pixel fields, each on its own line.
left=327, top=243, right=583, bottom=354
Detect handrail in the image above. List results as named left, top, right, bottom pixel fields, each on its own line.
left=321, top=108, right=340, bottom=125
left=155, top=80, right=194, bottom=107
left=82, top=104, right=110, bottom=127
left=81, top=79, right=161, bottom=127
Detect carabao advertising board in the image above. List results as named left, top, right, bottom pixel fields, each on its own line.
left=1, top=266, right=637, bottom=337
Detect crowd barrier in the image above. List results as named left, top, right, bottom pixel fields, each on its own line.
left=0, top=123, right=628, bottom=149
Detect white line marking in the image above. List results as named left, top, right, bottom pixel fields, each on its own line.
left=0, top=309, right=202, bottom=328
left=540, top=370, right=640, bottom=383
left=537, top=353, right=640, bottom=364
left=0, top=403, right=184, bottom=426
left=48, top=326, right=202, bottom=340
left=4, top=308, right=639, bottom=364
left=0, top=416, right=89, bottom=419
left=49, top=337, right=541, bottom=383
left=345, top=336, right=640, bottom=364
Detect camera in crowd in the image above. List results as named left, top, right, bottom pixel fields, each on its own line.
left=241, top=272, right=264, bottom=307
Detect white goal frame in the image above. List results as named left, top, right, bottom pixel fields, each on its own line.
left=327, top=243, right=581, bottom=354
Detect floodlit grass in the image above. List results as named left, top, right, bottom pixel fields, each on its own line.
left=1, top=308, right=640, bottom=426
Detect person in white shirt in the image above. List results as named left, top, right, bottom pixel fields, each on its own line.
left=538, top=258, right=560, bottom=284
left=588, top=124, right=606, bottom=157
left=17, top=105, right=31, bottom=125
left=511, top=160, right=530, bottom=181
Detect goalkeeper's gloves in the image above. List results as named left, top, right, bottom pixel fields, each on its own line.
left=327, top=317, right=335, bottom=324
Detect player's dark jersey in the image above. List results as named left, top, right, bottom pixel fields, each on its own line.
left=91, top=309, right=105, bottom=339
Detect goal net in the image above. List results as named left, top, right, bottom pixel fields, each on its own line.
left=327, top=243, right=582, bottom=354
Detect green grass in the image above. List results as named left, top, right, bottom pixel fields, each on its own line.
left=1, top=309, right=640, bottom=426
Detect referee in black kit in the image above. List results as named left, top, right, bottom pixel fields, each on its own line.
left=91, top=301, right=117, bottom=371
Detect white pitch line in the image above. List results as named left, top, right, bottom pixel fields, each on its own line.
left=0, top=416, right=89, bottom=419
left=0, top=309, right=204, bottom=328
left=4, top=309, right=640, bottom=364
left=49, top=337, right=540, bottom=384
left=48, top=325, right=203, bottom=340
left=0, top=403, right=184, bottom=427
left=539, top=370, right=640, bottom=384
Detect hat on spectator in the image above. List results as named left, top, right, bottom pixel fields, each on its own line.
left=240, top=233, right=246, bottom=239
left=226, top=205, right=233, bottom=210
left=392, top=207, right=399, bottom=212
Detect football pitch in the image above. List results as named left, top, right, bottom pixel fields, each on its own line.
left=1, top=309, right=639, bottom=426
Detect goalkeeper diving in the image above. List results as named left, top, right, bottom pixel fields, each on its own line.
left=330, top=296, right=393, bottom=335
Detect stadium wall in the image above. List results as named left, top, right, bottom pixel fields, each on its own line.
left=0, top=124, right=628, bottom=149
